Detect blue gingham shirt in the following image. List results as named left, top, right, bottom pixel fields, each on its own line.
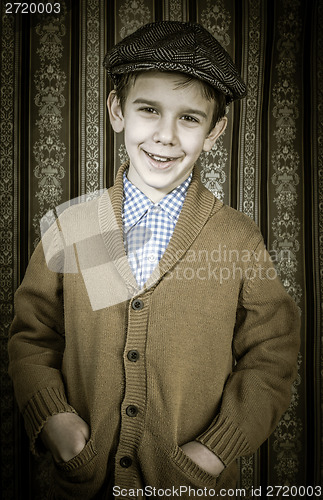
left=122, top=171, right=192, bottom=288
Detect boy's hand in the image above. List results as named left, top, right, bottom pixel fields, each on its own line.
left=180, top=441, right=225, bottom=477
left=40, top=412, right=90, bottom=463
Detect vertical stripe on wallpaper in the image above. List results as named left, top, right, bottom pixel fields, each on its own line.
left=238, top=0, right=265, bottom=226
left=303, top=0, right=321, bottom=486
left=80, top=0, right=106, bottom=196
left=315, top=0, right=323, bottom=487
left=267, top=0, right=305, bottom=488
left=163, top=0, right=188, bottom=21
left=29, top=2, right=70, bottom=250
left=0, top=5, right=19, bottom=499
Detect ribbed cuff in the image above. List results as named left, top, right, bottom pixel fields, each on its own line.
left=22, top=387, right=77, bottom=455
left=195, top=415, right=250, bottom=465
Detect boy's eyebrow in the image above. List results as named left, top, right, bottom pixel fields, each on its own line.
left=132, top=98, right=208, bottom=119
left=182, top=108, right=208, bottom=119
left=132, top=98, right=160, bottom=107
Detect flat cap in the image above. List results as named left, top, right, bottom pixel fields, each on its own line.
left=103, top=21, right=247, bottom=104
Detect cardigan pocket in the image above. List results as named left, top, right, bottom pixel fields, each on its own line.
left=170, top=445, right=218, bottom=488
left=53, top=438, right=98, bottom=483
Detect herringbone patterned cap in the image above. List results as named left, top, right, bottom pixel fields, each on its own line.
left=103, top=21, right=247, bottom=104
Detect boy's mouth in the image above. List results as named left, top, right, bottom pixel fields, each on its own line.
left=144, top=150, right=180, bottom=168
left=146, top=152, right=176, bottom=162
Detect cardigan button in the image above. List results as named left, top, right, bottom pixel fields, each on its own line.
left=120, top=456, right=132, bottom=468
left=127, top=350, right=140, bottom=362
left=126, top=405, right=138, bottom=417
left=131, top=298, right=143, bottom=310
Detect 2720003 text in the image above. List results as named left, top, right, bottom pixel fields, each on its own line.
left=265, top=485, right=321, bottom=497
left=5, top=2, right=61, bottom=14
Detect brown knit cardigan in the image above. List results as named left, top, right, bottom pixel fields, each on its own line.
left=8, top=163, right=300, bottom=499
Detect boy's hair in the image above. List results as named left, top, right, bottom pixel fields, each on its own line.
left=114, top=71, right=227, bottom=131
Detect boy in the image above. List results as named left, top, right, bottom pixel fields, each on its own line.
left=8, top=21, right=300, bottom=499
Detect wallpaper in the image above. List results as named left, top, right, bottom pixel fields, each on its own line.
left=0, top=0, right=321, bottom=498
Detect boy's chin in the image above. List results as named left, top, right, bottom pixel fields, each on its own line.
left=146, top=176, right=188, bottom=194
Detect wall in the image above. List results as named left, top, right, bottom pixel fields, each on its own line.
left=0, top=0, right=322, bottom=498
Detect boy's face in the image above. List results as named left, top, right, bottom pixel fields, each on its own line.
left=108, top=71, right=227, bottom=202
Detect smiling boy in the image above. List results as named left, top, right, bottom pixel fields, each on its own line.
left=8, top=21, right=300, bottom=500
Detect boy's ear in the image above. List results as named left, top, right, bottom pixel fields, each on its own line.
left=203, top=117, right=227, bottom=152
left=107, top=90, right=124, bottom=133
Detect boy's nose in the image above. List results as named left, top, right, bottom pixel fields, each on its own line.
left=152, top=117, right=178, bottom=145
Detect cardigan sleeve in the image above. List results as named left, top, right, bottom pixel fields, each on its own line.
left=8, top=237, right=77, bottom=455
left=195, top=237, right=301, bottom=465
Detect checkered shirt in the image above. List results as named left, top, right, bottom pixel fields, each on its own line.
left=122, top=171, right=192, bottom=288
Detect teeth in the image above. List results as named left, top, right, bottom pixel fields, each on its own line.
left=147, top=152, right=173, bottom=162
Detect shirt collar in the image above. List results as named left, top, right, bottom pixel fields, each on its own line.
left=158, top=174, right=192, bottom=223
left=123, top=173, right=151, bottom=228
left=122, top=171, right=192, bottom=229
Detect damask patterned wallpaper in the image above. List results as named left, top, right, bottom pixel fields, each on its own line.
left=0, top=0, right=322, bottom=498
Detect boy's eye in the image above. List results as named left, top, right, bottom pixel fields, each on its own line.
left=181, top=115, right=199, bottom=123
left=140, top=107, right=157, bottom=114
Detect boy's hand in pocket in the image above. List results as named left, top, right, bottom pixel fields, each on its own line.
left=40, top=412, right=90, bottom=463
left=181, top=441, right=225, bottom=477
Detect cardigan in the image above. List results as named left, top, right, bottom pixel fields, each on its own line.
left=8, top=162, right=300, bottom=499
